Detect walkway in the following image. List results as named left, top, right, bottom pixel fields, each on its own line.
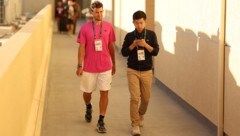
left=41, top=20, right=216, bottom=136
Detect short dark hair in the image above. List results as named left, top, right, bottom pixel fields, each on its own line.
left=91, top=1, right=103, bottom=11
left=133, top=10, right=147, bottom=20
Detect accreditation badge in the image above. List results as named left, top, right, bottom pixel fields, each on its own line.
left=94, top=39, right=102, bottom=51
left=137, top=49, right=145, bottom=61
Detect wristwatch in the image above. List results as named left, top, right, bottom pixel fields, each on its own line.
left=77, top=64, right=82, bottom=68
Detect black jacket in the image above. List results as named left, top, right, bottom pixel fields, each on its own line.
left=121, top=29, right=159, bottom=71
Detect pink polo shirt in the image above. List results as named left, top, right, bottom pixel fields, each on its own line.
left=77, top=21, right=116, bottom=73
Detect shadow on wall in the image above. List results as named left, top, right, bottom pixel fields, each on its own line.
left=155, top=21, right=219, bottom=105
left=154, top=21, right=240, bottom=135
left=224, top=46, right=240, bottom=136
left=154, top=21, right=219, bottom=126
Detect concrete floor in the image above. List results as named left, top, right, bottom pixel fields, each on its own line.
left=41, top=20, right=217, bottom=136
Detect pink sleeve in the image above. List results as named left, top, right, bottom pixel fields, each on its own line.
left=109, top=25, right=116, bottom=43
left=77, top=26, right=86, bottom=44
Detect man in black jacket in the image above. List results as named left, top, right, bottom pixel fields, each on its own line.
left=121, top=10, right=159, bottom=136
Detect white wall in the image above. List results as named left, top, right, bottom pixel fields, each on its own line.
left=154, top=0, right=222, bottom=125
left=224, top=0, right=240, bottom=135
left=114, top=0, right=145, bottom=49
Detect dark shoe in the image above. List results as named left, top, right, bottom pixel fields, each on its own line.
left=85, top=108, right=92, bottom=123
left=97, top=121, right=107, bottom=133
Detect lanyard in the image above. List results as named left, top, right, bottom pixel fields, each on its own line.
left=92, top=21, right=102, bottom=39
left=134, top=29, right=146, bottom=40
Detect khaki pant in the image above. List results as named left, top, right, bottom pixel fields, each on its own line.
left=127, top=68, right=153, bottom=126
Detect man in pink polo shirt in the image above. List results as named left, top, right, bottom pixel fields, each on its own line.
left=76, top=1, right=116, bottom=133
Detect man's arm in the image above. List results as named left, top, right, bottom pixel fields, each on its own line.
left=76, top=43, right=85, bottom=76
left=121, top=34, right=132, bottom=57
left=109, top=42, right=116, bottom=75
left=137, top=32, right=159, bottom=56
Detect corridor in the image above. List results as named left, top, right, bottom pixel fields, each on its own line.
left=41, top=21, right=216, bottom=136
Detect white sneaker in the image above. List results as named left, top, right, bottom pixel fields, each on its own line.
left=132, top=126, right=141, bottom=136
left=139, top=115, right=144, bottom=127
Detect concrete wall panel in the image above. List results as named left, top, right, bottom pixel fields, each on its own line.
left=224, top=0, right=240, bottom=135
left=0, top=5, right=52, bottom=136
left=154, top=0, right=221, bottom=125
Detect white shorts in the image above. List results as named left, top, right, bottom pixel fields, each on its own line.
left=80, top=70, right=112, bottom=93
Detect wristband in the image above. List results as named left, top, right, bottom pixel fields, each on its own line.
left=77, top=64, right=82, bottom=68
